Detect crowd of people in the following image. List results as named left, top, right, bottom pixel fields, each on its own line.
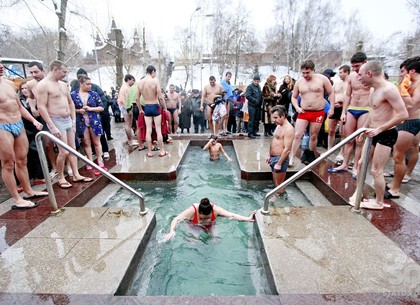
left=0, top=52, right=418, bottom=213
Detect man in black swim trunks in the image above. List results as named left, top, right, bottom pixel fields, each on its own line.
left=266, top=105, right=294, bottom=200
left=349, top=61, right=408, bottom=210
left=386, top=57, right=420, bottom=199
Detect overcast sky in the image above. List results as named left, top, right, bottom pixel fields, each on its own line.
left=0, top=0, right=414, bottom=55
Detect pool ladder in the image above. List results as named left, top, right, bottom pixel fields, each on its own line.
left=35, top=131, right=147, bottom=215
left=261, top=127, right=372, bottom=214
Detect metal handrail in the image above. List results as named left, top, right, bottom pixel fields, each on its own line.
left=35, top=131, right=147, bottom=215
left=261, top=127, right=371, bottom=214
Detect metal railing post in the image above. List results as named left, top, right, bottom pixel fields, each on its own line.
left=35, top=134, right=60, bottom=213
left=35, top=131, right=147, bottom=215
left=352, top=137, right=372, bottom=212
left=261, top=128, right=369, bottom=214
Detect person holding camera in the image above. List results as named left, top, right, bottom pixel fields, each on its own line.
left=201, top=76, right=224, bottom=137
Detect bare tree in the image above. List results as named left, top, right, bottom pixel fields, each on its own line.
left=53, top=0, right=69, bottom=61
left=407, top=0, right=420, bottom=20
left=209, top=0, right=257, bottom=83
left=268, top=0, right=342, bottom=71
left=341, top=14, right=372, bottom=62
left=173, top=27, right=191, bottom=89
left=0, top=27, right=82, bottom=65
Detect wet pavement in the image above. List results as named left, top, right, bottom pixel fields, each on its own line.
left=0, top=121, right=418, bottom=304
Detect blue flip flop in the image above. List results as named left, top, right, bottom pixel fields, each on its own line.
left=327, top=168, right=347, bottom=173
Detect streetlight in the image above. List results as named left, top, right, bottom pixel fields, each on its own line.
left=70, top=10, right=102, bottom=87
left=189, top=7, right=201, bottom=90
left=199, top=14, right=215, bottom=89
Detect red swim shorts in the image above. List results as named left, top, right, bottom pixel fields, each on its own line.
left=297, top=110, right=325, bottom=123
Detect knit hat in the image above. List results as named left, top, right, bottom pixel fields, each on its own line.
left=253, top=75, right=260, bottom=81
left=322, top=69, right=336, bottom=78
left=76, top=68, right=87, bottom=76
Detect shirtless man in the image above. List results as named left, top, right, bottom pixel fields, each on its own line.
left=200, top=76, right=224, bottom=136
left=328, top=65, right=350, bottom=159
left=166, top=84, right=181, bottom=133
left=202, top=135, right=232, bottom=161
left=349, top=61, right=408, bottom=210
left=37, top=60, right=93, bottom=189
left=266, top=105, right=294, bottom=198
left=331, top=52, right=371, bottom=177
left=118, top=74, right=137, bottom=146
left=0, top=58, right=47, bottom=209
left=135, top=65, right=168, bottom=158
left=385, top=57, right=420, bottom=199
left=27, top=61, right=58, bottom=178
left=290, top=60, right=335, bottom=166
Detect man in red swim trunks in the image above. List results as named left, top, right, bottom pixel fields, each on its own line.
left=289, top=60, right=335, bottom=166
left=164, top=197, right=256, bottom=240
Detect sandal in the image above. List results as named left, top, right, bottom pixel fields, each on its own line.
left=73, top=177, right=94, bottom=183
left=402, top=176, right=411, bottom=183
left=146, top=153, right=153, bottom=158
left=159, top=151, right=169, bottom=157
left=57, top=181, right=73, bottom=189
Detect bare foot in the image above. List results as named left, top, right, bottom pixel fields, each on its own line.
left=12, top=198, right=40, bottom=209
left=360, top=198, right=384, bottom=210
left=348, top=194, right=367, bottom=206
left=22, top=191, right=48, bottom=200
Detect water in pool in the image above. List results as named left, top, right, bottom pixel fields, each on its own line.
left=106, top=146, right=311, bottom=296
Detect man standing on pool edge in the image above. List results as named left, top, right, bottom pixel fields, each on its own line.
left=266, top=105, right=294, bottom=200
left=136, top=65, right=168, bottom=158
left=164, top=198, right=256, bottom=240
left=349, top=61, right=408, bottom=210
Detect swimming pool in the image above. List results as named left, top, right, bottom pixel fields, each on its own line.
left=106, top=146, right=311, bottom=296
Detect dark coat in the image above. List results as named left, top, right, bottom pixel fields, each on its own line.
left=245, top=83, right=262, bottom=108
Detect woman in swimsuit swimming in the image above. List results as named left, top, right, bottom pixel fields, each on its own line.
left=164, top=197, right=256, bottom=240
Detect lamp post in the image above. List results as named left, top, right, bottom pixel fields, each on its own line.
left=70, top=11, right=102, bottom=87
left=189, top=7, right=201, bottom=90
left=199, top=14, right=214, bottom=89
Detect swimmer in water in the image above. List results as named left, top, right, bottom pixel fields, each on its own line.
left=164, top=197, right=256, bottom=240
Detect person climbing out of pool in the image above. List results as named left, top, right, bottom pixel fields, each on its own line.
left=202, top=135, right=232, bottom=161
left=266, top=105, right=295, bottom=201
left=164, top=197, right=256, bottom=240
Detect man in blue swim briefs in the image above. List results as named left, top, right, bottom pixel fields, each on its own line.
left=163, top=197, right=256, bottom=240
left=349, top=61, right=408, bottom=210
left=0, top=57, right=48, bottom=210
left=266, top=105, right=294, bottom=200
left=330, top=52, right=371, bottom=176
left=136, top=65, right=168, bottom=158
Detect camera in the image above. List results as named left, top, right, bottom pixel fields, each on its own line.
left=214, top=96, right=223, bottom=105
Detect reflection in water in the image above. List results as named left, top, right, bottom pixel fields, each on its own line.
left=106, top=146, right=310, bottom=296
